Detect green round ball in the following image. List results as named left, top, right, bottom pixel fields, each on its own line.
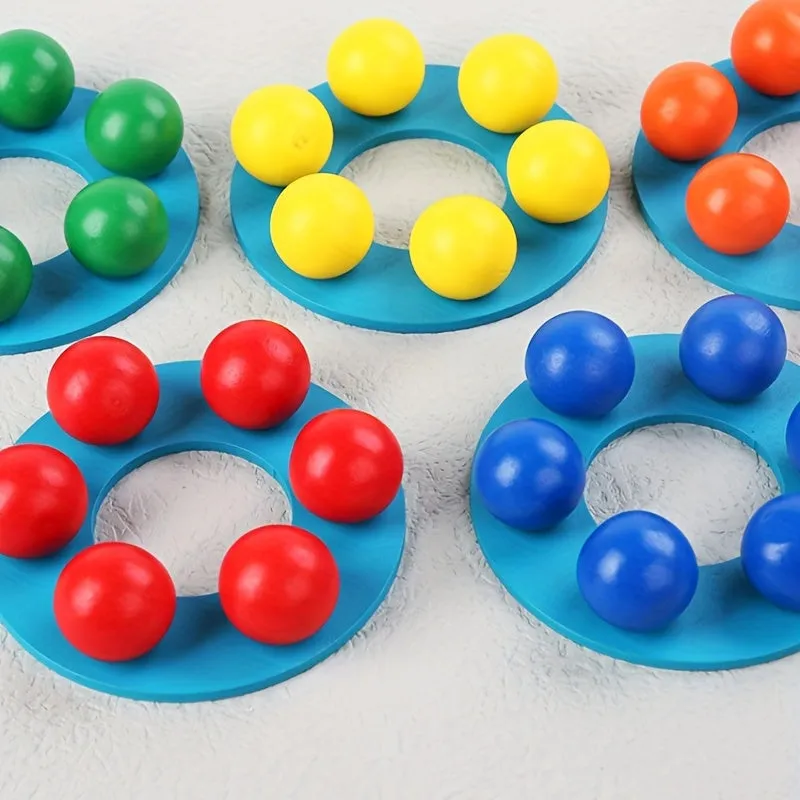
left=85, top=79, right=184, bottom=178
left=0, top=227, right=33, bottom=322
left=64, top=177, right=169, bottom=278
left=0, top=29, right=75, bottom=130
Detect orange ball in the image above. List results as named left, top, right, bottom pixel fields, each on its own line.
left=640, top=62, right=738, bottom=161
left=685, top=153, right=790, bottom=255
left=732, top=0, right=800, bottom=96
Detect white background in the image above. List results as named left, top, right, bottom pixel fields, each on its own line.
left=1, top=0, right=799, bottom=797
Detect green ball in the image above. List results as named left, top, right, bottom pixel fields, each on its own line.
left=0, top=227, right=33, bottom=322
left=65, top=177, right=170, bottom=278
left=0, top=29, right=75, bottom=130
left=85, top=79, right=184, bottom=179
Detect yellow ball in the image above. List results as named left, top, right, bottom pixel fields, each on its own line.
left=458, top=34, right=558, bottom=134
left=231, top=85, right=333, bottom=187
left=507, top=120, right=610, bottom=224
left=327, top=19, right=425, bottom=117
left=409, top=196, right=517, bottom=301
left=270, top=173, right=374, bottom=279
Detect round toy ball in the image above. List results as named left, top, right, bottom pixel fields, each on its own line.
left=0, top=29, right=74, bottom=130
left=47, top=336, right=160, bottom=445
left=64, top=177, right=169, bottom=278
left=525, top=311, right=635, bottom=419
left=0, top=444, right=88, bottom=558
left=686, top=153, right=789, bottom=255
left=474, top=418, right=585, bottom=531
left=327, top=18, right=425, bottom=117
left=741, top=494, right=800, bottom=611
left=786, top=401, right=800, bottom=471
left=219, top=525, right=340, bottom=645
left=270, top=173, right=374, bottom=280
left=458, top=34, right=558, bottom=134
left=732, top=0, right=800, bottom=96
left=289, top=409, right=403, bottom=524
left=54, top=542, right=176, bottom=661
left=679, top=294, right=786, bottom=403
left=0, top=226, right=33, bottom=323
left=85, top=78, right=184, bottom=179
left=640, top=62, right=738, bottom=162
left=200, top=320, right=311, bottom=429
left=507, top=120, right=610, bottom=224
left=231, top=85, right=334, bottom=187
left=409, top=195, right=517, bottom=301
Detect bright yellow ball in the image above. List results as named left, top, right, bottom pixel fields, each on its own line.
left=507, top=120, right=610, bottom=224
left=458, top=34, right=558, bottom=134
left=231, top=85, right=333, bottom=187
left=409, top=196, right=517, bottom=301
left=270, top=173, right=374, bottom=279
left=327, top=19, right=425, bottom=117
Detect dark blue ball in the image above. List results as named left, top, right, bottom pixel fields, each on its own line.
left=679, top=295, right=786, bottom=403
left=785, top=402, right=800, bottom=472
left=474, top=418, right=585, bottom=531
left=577, top=510, right=699, bottom=632
left=525, top=311, right=635, bottom=419
left=741, top=494, right=800, bottom=611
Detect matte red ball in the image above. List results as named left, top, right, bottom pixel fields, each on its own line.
left=47, top=336, right=160, bottom=445
left=289, top=409, right=403, bottom=523
left=54, top=542, right=177, bottom=661
left=200, top=320, right=311, bottom=429
left=218, top=524, right=340, bottom=645
left=0, top=444, right=88, bottom=558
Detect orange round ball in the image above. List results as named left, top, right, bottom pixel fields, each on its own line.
left=732, top=0, right=800, bottom=96
left=686, top=153, right=790, bottom=255
left=640, top=62, right=738, bottom=161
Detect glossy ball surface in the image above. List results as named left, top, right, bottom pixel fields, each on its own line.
left=0, top=226, right=33, bottom=322
left=686, top=153, right=789, bottom=255
left=507, top=120, right=610, bottom=223
left=640, top=61, right=738, bottom=162
left=54, top=542, right=176, bottom=661
left=231, top=85, right=333, bottom=186
left=0, top=444, right=88, bottom=558
left=577, top=510, right=699, bottom=632
left=409, top=195, right=517, bottom=300
left=786, top=401, right=800, bottom=471
left=525, top=311, right=635, bottom=419
left=47, top=336, right=160, bottom=445
left=458, top=34, right=558, bottom=134
left=474, top=418, right=585, bottom=531
left=679, top=294, right=786, bottom=402
left=200, top=320, right=311, bottom=429
left=289, top=409, right=403, bottom=523
left=85, top=79, right=184, bottom=179
left=270, top=173, right=374, bottom=279
left=64, top=177, right=169, bottom=278
left=0, top=29, right=74, bottom=130
left=327, top=18, right=425, bottom=117
left=219, top=525, right=340, bottom=645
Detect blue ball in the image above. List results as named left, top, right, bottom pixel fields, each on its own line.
left=474, top=418, right=585, bottom=531
left=785, top=402, right=800, bottom=472
left=741, top=494, right=800, bottom=612
left=577, top=510, right=699, bottom=632
left=524, top=310, right=635, bottom=419
left=679, top=295, right=786, bottom=403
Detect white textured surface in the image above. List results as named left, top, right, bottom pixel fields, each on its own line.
left=1, top=0, right=799, bottom=797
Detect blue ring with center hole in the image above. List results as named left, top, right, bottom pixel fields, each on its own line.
left=471, top=333, right=800, bottom=671
left=229, top=64, right=608, bottom=334
left=0, top=360, right=406, bottom=702
left=632, top=59, right=800, bottom=310
left=0, top=87, right=200, bottom=355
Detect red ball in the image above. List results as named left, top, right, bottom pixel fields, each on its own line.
left=54, top=542, right=177, bottom=661
left=218, top=524, right=340, bottom=645
left=200, top=320, right=311, bottom=429
left=0, top=444, right=88, bottom=558
left=47, top=336, right=160, bottom=445
left=289, top=409, right=403, bottom=523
